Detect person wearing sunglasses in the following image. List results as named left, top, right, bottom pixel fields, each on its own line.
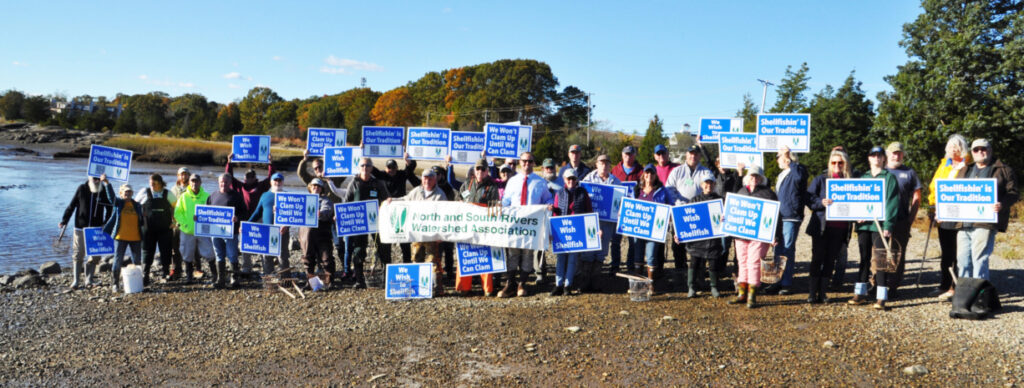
left=952, top=139, right=1018, bottom=282
left=804, top=148, right=853, bottom=304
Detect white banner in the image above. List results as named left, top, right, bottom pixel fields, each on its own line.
left=379, top=201, right=550, bottom=251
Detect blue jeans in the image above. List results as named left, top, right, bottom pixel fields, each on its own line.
left=777, top=220, right=800, bottom=286
left=956, top=227, right=995, bottom=280
left=555, top=252, right=581, bottom=287
left=638, top=240, right=663, bottom=268
left=212, top=236, right=240, bottom=265
left=112, top=240, right=142, bottom=278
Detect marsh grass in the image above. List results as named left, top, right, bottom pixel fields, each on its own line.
left=104, top=135, right=301, bottom=165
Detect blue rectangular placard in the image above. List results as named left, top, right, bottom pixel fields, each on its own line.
left=274, top=193, right=320, bottom=227
left=825, top=178, right=886, bottom=221
left=362, top=126, right=405, bottom=158
left=934, top=178, right=998, bottom=223
left=580, top=183, right=628, bottom=222
left=455, top=243, right=507, bottom=276
left=718, top=132, right=763, bottom=169
left=306, top=127, right=348, bottom=156
left=671, top=199, right=726, bottom=243
left=385, top=263, right=434, bottom=299
left=756, top=113, right=810, bottom=152
left=323, top=146, right=362, bottom=177
left=449, top=131, right=486, bottom=165
left=87, top=144, right=133, bottom=181
left=334, top=200, right=379, bottom=238
left=484, top=123, right=532, bottom=159
left=83, top=227, right=115, bottom=256
left=616, top=197, right=671, bottom=242
left=195, top=205, right=235, bottom=238
left=722, top=193, right=780, bottom=243
left=239, top=222, right=282, bottom=256
left=550, top=213, right=601, bottom=253
left=698, top=117, right=743, bottom=144
left=232, top=135, right=270, bottom=163
left=407, top=127, right=450, bottom=161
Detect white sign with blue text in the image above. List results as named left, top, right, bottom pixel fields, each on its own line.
left=756, top=113, right=810, bottom=152
left=580, top=182, right=628, bottom=222
left=407, top=127, right=450, bottom=161
left=671, top=200, right=725, bottom=243
left=455, top=243, right=507, bottom=276
left=323, top=146, right=362, bottom=177
left=935, top=178, right=998, bottom=223
left=306, top=127, right=348, bottom=156
left=698, top=117, right=743, bottom=144
left=484, top=123, right=532, bottom=159
left=239, top=222, right=282, bottom=256
left=274, top=193, right=319, bottom=227
left=87, top=144, right=133, bottom=181
left=385, top=263, right=434, bottom=300
left=718, top=133, right=763, bottom=169
left=825, top=178, right=886, bottom=221
left=362, top=126, right=405, bottom=158
left=550, top=213, right=601, bottom=253
left=232, top=135, right=270, bottom=163
left=333, top=200, right=379, bottom=238
left=449, top=131, right=486, bottom=165
left=83, top=227, right=115, bottom=256
left=722, top=193, right=779, bottom=243
left=616, top=198, right=671, bottom=242
left=195, top=205, right=235, bottom=239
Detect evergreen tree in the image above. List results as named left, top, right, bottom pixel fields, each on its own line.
left=637, top=114, right=666, bottom=166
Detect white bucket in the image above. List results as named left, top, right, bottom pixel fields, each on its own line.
left=121, top=265, right=144, bottom=294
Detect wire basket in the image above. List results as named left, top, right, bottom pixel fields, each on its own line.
left=760, top=248, right=789, bottom=285
left=871, top=237, right=902, bottom=274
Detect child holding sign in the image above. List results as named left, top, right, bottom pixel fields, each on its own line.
left=681, top=176, right=723, bottom=298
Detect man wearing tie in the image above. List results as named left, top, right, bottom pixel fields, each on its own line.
left=499, top=152, right=554, bottom=297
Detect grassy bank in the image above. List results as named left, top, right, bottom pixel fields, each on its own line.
left=103, top=135, right=303, bottom=166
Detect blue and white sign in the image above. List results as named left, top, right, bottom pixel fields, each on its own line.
left=825, top=178, right=886, bottom=221
left=581, top=183, right=628, bottom=222
left=232, top=135, right=270, bottom=163
left=306, top=127, right=348, bottom=156
left=621, top=181, right=637, bottom=197
left=484, top=123, right=532, bottom=159
left=195, top=205, right=235, bottom=239
left=550, top=213, right=601, bottom=253
left=323, top=146, right=362, bottom=177
left=455, top=243, right=507, bottom=276
left=407, top=127, right=450, bottom=161
left=334, top=200, right=379, bottom=238
left=616, top=198, right=671, bottom=242
left=934, top=178, right=999, bottom=223
left=698, top=117, right=744, bottom=144
left=671, top=200, right=725, bottom=243
left=87, top=144, right=132, bottom=181
left=756, top=113, right=810, bottom=152
left=718, top=133, right=763, bottom=169
left=83, top=227, right=115, bottom=256
left=722, top=193, right=780, bottom=243
left=239, top=222, right=282, bottom=256
left=449, top=131, right=486, bottom=165
left=385, top=263, right=434, bottom=300
left=362, top=126, right=405, bottom=158
left=274, top=193, right=319, bottom=227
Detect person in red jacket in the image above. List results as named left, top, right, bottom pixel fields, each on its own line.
left=610, top=145, right=642, bottom=275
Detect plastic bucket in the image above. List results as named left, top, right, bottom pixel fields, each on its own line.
left=627, top=278, right=651, bottom=302
left=121, top=265, right=144, bottom=294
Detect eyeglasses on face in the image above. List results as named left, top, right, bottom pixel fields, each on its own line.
left=521, top=159, right=535, bottom=164
left=474, top=166, right=487, bottom=171
left=359, top=164, right=370, bottom=168
left=972, top=147, right=987, bottom=153
left=830, top=161, right=844, bottom=165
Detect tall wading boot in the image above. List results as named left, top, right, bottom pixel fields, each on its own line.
left=808, top=276, right=820, bottom=304
left=84, top=261, right=96, bottom=287
left=353, top=260, right=367, bottom=289
left=184, top=261, right=194, bottom=284
left=647, top=267, right=659, bottom=296
left=729, top=283, right=747, bottom=305
left=70, top=260, right=81, bottom=289
left=708, top=270, right=720, bottom=298
left=143, top=262, right=152, bottom=286
left=228, top=261, right=240, bottom=289
left=210, top=260, right=223, bottom=289
left=686, top=268, right=697, bottom=298
left=819, top=277, right=831, bottom=303
left=746, top=285, right=757, bottom=308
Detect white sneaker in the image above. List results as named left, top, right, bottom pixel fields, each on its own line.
left=937, top=290, right=955, bottom=301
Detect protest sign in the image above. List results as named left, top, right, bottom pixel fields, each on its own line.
left=231, top=135, right=271, bottom=163
left=549, top=213, right=601, bottom=253
left=379, top=201, right=549, bottom=250
left=239, top=222, right=282, bottom=256
left=722, top=193, right=780, bottom=243
left=87, top=144, right=132, bottom=181
left=274, top=193, right=319, bottom=227
left=671, top=199, right=725, bottom=243
left=306, top=127, right=348, bottom=156
left=323, top=146, right=362, bottom=177
left=195, top=205, right=235, bottom=239
left=449, top=131, right=486, bottom=165
left=825, top=178, right=886, bottom=221
left=385, top=263, right=434, bottom=299
left=484, top=122, right=532, bottom=158
left=698, top=117, right=743, bottom=144
left=455, top=243, right=507, bottom=276
left=622, top=181, right=637, bottom=197
left=934, top=178, right=999, bottom=223
left=362, top=126, right=404, bottom=158
left=83, top=227, right=115, bottom=256
left=407, top=127, right=450, bottom=161
left=756, top=113, right=810, bottom=152
left=616, top=197, right=671, bottom=242
left=581, top=182, right=628, bottom=222
left=718, top=133, right=763, bottom=169
left=334, top=200, right=379, bottom=238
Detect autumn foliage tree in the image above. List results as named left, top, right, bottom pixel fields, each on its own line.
left=371, top=87, right=420, bottom=126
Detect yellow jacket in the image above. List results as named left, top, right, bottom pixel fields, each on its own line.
left=927, top=157, right=970, bottom=206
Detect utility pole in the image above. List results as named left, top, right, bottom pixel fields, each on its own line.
left=586, top=93, right=592, bottom=145
left=757, top=79, right=774, bottom=114
left=425, top=112, right=430, bottom=126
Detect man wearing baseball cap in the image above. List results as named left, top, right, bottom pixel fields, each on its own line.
left=372, top=153, right=420, bottom=264
left=558, top=144, right=592, bottom=185
left=611, top=145, right=643, bottom=274
left=953, top=138, right=1018, bottom=283
left=664, top=143, right=715, bottom=288
left=225, top=152, right=275, bottom=276
left=884, top=142, right=922, bottom=296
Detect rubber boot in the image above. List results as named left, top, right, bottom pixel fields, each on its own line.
left=228, top=261, right=240, bottom=289
left=819, top=277, right=830, bottom=303
left=353, top=260, right=366, bottom=289
left=647, top=267, right=659, bottom=296
left=210, top=260, right=223, bottom=289
left=746, top=285, right=757, bottom=308
left=71, top=260, right=81, bottom=289
left=729, top=283, right=747, bottom=305
left=708, top=270, right=720, bottom=298
left=686, top=268, right=697, bottom=298
left=808, top=276, right=820, bottom=304
left=184, top=261, right=194, bottom=284
left=262, top=255, right=276, bottom=278
left=143, top=262, right=152, bottom=286
left=84, top=261, right=96, bottom=287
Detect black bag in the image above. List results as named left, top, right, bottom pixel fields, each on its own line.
left=949, top=278, right=1002, bottom=320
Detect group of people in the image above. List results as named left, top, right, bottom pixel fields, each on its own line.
left=61, top=134, right=1017, bottom=310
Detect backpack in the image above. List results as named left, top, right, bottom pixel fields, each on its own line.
left=949, top=278, right=1002, bottom=320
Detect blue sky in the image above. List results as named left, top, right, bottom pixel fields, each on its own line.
left=1, top=1, right=922, bottom=134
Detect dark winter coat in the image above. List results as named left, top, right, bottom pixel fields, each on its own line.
left=685, top=192, right=724, bottom=259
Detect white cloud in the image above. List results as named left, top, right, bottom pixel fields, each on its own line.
left=11, top=61, right=28, bottom=67
left=137, top=74, right=148, bottom=80
left=320, top=55, right=382, bottom=74
left=223, top=72, right=242, bottom=79
left=272, top=55, right=283, bottom=61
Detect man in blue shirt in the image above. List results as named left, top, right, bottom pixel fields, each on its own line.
left=499, top=152, right=554, bottom=297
